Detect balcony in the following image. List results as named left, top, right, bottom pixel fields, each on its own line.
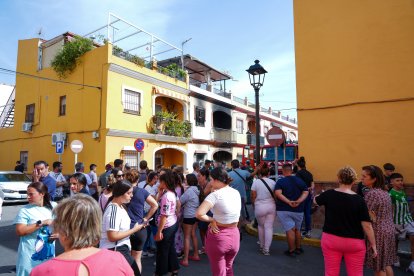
left=151, top=112, right=191, bottom=142
left=190, top=79, right=232, bottom=99
left=247, top=133, right=265, bottom=146
left=211, top=128, right=237, bottom=143
left=112, top=47, right=186, bottom=82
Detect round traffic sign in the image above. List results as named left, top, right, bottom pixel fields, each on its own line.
left=70, top=140, right=84, bottom=154
left=134, top=138, right=145, bottom=152
left=266, top=127, right=285, bottom=147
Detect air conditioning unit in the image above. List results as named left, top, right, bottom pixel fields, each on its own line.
left=52, top=132, right=67, bottom=145
left=92, top=131, right=99, bottom=139
left=22, top=122, right=32, bottom=132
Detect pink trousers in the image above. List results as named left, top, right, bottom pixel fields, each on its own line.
left=321, top=232, right=366, bottom=276
left=205, top=226, right=240, bottom=276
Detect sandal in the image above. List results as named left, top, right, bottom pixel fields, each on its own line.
left=179, top=260, right=188, bottom=267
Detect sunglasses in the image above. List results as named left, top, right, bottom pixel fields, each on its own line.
left=116, top=174, right=124, bottom=178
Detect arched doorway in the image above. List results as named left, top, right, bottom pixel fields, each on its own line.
left=154, top=147, right=186, bottom=169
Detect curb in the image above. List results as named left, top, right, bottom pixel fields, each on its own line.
left=245, top=223, right=321, bottom=247
left=245, top=224, right=412, bottom=258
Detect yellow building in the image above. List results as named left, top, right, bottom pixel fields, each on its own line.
left=294, top=0, right=414, bottom=182
left=0, top=32, right=191, bottom=172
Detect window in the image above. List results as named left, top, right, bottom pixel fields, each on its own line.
left=123, top=89, right=141, bottom=115
left=20, top=151, right=28, bottom=171
left=25, top=104, right=35, bottom=123
left=59, top=96, right=66, bottom=116
left=264, top=126, right=269, bottom=135
left=120, top=151, right=138, bottom=170
left=195, top=106, right=206, bottom=127
left=236, top=119, right=244, bottom=134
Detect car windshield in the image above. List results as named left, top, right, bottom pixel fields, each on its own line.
left=0, top=173, right=31, bottom=182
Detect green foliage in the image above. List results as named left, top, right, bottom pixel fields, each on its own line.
left=159, top=63, right=187, bottom=80
left=152, top=111, right=191, bottom=137
left=112, top=45, right=123, bottom=56
left=127, top=54, right=145, bottom=67
left=51, top=36, right=94, bottom=78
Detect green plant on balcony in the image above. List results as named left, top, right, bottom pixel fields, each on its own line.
left=112, top=45, right=123, bottom=56
left=51, top=36, right=94, bottom=78
left=127, top=54, right=146, bottom=67
left=151, top=111, right=191, bottom=137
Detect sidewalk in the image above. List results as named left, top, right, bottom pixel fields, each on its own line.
left=244, top=205, right=412, bottom=257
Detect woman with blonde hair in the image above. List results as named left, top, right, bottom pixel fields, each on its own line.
left=31, top=194, right=133, bottom=275
left=315, top=166, right=377, bottom=276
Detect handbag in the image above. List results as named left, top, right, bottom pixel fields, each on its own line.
left=259, top=178, right=276, bottom=202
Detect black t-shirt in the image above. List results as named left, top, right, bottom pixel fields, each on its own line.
left=315, top=189, right=371, bottom=239
left=295, top=169, right=313, bottom=188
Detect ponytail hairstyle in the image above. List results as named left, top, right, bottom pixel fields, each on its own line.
left=105, top=180, right=132, bottom=209
left=259, top=162, right=270, bottom=177
left=187, top=173, right=205, bottom=203
left=173, top=171, right=184, bottom=195
left=28, top=182, right=53, bottom=210
left=362, top=165, right=385, bottom=190
left=210, top=168, right=232, bottom=185
left=297, top=156, right=306, bottom=169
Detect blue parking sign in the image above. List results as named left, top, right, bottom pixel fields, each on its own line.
left=56, top=141, right=64, bottom=154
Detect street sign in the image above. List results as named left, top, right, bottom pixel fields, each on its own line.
left=70, top=140, right=83, bottom=154
left=134, top=138, right=145, bottom=152
left=266, top=127, right=285, bottom=147
left=55, top=141, right=64, bottom=154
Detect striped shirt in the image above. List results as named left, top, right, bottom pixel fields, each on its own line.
left=100, top=203, right=132, bottom=249
left=389, top=189, right=413, bottom=225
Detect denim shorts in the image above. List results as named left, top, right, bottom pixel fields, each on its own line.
left=277, top=211, right=304, bottom=232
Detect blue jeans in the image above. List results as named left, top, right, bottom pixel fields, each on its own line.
left=143, top=224, right=157, bottom=252
left=303, top=192, right=313, bottom=232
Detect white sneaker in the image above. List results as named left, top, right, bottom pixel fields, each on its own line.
left=262, top=249, right=270, bottom=256
left=407, top=262, right=414, bottom=273
left=393, top=261, right=400, bottom=268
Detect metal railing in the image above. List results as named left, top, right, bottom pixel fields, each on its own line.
left=151, top=115, right=192, bottom=138
left=211, top=127, right=237, bottom=142
left=0, top=87, right=15, bottom=128
left=112, top=48, right=186, bottom=81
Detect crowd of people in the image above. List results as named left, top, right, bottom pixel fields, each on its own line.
left=6, top=157, right=414, bottom=276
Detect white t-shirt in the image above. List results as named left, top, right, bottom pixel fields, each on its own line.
left=205, top=186, right=241, bottom=224
left=100, top=203, right=131, bottom=250
left=251, top=177, right=276, bottom=206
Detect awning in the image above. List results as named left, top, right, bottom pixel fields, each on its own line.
left=152, top=86, right=189, bottom=103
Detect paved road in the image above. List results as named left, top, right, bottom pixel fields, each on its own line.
left=0, top=203, right=411, bottom=275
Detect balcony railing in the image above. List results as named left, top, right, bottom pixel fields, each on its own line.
left=211, top=128, right=237, bottom=142
left=190, top=79, right=231, bottom=99
left=112, top=47, right=186, bottom=81
left=151, top=114, right=191, bottom=138
left=247, top=133, right=265, bottom=146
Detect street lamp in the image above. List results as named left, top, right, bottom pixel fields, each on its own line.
left=246, top=60, right=267, bottom=166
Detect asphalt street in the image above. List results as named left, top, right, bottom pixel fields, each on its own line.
left=0, top=203, right=411, bottom=275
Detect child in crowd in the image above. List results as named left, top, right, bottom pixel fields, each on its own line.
left=389, top=173, right=414, bottom=272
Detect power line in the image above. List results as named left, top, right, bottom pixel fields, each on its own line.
left=0, top=67, right=102, bottom=90
left=297, top=96, right=414, bottom=111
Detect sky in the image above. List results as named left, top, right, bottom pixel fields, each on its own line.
left=0, top=0, right=297, bottom=118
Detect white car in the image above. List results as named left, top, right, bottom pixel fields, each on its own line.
left=0, top=171, right=31, bottom=203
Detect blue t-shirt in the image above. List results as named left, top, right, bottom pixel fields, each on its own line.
left=14, top=202, right=57, bottom=276
left=41, top=174, right=57, bottom=200
left=228, top=168, right=250, bottom=199
left=127, top=187, right=150, bottom=227
left=275, top=176, right=308, bottom=212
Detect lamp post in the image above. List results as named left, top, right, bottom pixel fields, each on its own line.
left=246, top=60, right=267, bottom=166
